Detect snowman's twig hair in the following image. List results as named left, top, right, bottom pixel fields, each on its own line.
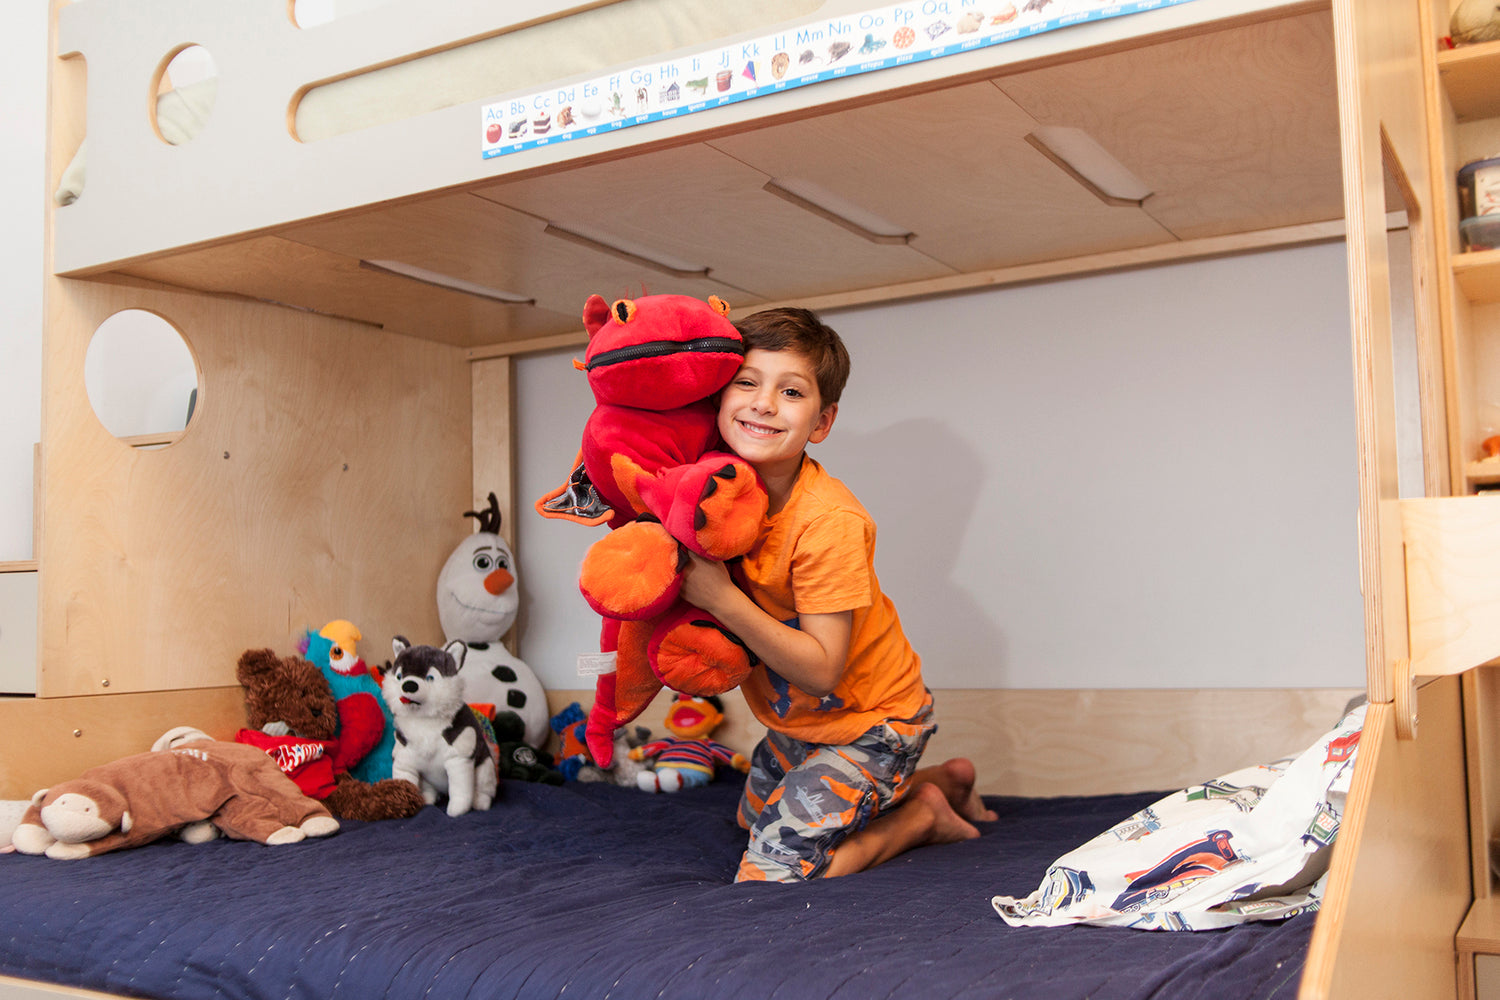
left=464, top=493, right=503, bottom=535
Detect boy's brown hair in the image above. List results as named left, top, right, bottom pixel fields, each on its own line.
left=733, top=307, right=851, bottom=406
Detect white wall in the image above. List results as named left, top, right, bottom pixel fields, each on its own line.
left=516, top=242, right=1366, bottom=692
left=0, top=3, right=48, bottom=562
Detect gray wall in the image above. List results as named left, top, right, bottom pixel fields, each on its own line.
left=516, top=242, right=1365, bottom=692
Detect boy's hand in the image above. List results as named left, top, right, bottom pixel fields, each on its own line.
left=679, top=552, right=735, bottom=616
left=679, top=554, right=852, bottom=698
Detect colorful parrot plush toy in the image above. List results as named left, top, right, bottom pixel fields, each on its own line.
left=299, top=619, right=395, bottom=783
left=537, top=293, right=768, bottom=766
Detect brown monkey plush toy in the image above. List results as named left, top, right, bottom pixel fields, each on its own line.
left=11, top=736, right=338, bottom=859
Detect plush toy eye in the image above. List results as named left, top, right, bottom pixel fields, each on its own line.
left=611, top=299, right=637, bottom=324
left=473, top=553, right=493, bottom=571
left=330, top=645, right=343, bottom=658
left=708, top=295, right=731, bottom=317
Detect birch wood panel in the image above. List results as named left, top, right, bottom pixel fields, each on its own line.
left=39, top=277, right=471, bottom=696
left=471, top=356, right=516, bottom=549
left=700, top=80, right=1175, bottom=275
left=1455, top=252, right=1500, bottom=305
left=116, top=236, right=572, bottom=348
left=1464, top=667, right=1497, bottom=901
left=277, top=194, right=735, bottom=325
left=1437, top=39, right=1500, bottom=123
left=1403, top=495, right=1500, bottom=678
left=1300, top=679, right=1470, bottom=1000
left=977, top=10, right=1345, bottom=243
left=1332, top=0, right=1433, bottom=705
left=0, top=686, right=247, bottom=799
left=547, top=686, right=1361, bottom=797
left=475, top=140, right=959, bottom=302
left=465, top=219, right=1347, bottom=361
left=0, top=684, right=1357, bottom=801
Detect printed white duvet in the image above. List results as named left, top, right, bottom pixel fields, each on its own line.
left=992, top=704, right=1364, bottom=931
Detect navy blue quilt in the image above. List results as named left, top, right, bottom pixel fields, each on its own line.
left=0, top=781, right=1312, bottom=999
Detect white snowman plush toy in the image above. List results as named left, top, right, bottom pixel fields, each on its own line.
left=438, top=493, right=550, bottom=749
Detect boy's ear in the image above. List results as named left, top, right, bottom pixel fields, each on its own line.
left=809, top=402, right=838, bottom=445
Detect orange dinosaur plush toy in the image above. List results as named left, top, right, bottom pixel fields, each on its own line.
left=538, top=293, right=768, bottom=766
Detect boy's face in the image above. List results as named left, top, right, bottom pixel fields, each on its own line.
left=717, top=348, right=837, bottom=476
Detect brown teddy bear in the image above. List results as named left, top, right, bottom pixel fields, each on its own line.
left=12, top=737, right=338, bottom=859
left=235, top=648, right=425, bottom=822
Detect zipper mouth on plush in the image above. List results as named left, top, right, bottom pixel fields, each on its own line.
left=586, top=337, right=743, bottom=372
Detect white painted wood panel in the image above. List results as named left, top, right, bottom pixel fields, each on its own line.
left=0, top=571, right=38, bottom=695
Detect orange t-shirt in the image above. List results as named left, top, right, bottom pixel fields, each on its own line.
left=737, top=456, right=928, bottom=745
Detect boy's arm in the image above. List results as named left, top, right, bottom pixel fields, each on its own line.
left=680, top=554, right=851, bottom=697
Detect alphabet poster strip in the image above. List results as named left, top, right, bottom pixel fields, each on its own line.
left=480, top=0, right=1201, bottom=159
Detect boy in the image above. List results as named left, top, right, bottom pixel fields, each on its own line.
left=680, top=306, right=996, bottom=882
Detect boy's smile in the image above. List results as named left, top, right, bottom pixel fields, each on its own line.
left=735, top=418, right=784, bottom=440
left=718, top=348, right=837, bottom=504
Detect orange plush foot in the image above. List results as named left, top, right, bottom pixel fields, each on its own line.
left=579, top=518, right=684, bottom=620
left=640, top=455, right=767, bottom=559
left=648, top=604, right=756, bottom=696
left=690, top=457, right=767, bottom=558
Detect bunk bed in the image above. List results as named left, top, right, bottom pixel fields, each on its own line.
left=2, top=0, right=1486, bottom=997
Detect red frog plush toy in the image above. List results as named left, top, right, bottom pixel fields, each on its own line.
left=537, top=293, right=768, bottom=766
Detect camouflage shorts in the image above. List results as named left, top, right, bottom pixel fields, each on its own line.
left=734, top=699, right=935, bottom=882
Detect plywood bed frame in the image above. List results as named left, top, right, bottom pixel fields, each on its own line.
left=4, top=0, right=1500, bottom=996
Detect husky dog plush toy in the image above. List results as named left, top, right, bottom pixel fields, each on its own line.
left=436, top=494, right=549, bottom=749
left=383, top=637, right=498, bottom=817
left=536, top=293, right=768, bottom=767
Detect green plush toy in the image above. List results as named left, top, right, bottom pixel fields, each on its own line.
left=490, top=711, right=564, bottom=785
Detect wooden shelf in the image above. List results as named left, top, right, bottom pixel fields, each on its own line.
left=1456, top=249, right=1500, bottom=305
left=1462, top=895, right=1500, bottom=953
left=1470, top=460, right=1500, bottom=486
left=1439, top=39, right=1500, bottom=121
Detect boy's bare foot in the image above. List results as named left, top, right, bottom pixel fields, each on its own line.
left=908, top=783, right=983, bottom=845
left=914, top=758, right=999, bottom=823
left=823, top=782, right=979, bottom=877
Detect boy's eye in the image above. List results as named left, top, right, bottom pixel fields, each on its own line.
left=783, top=387, right=804, bottom=398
